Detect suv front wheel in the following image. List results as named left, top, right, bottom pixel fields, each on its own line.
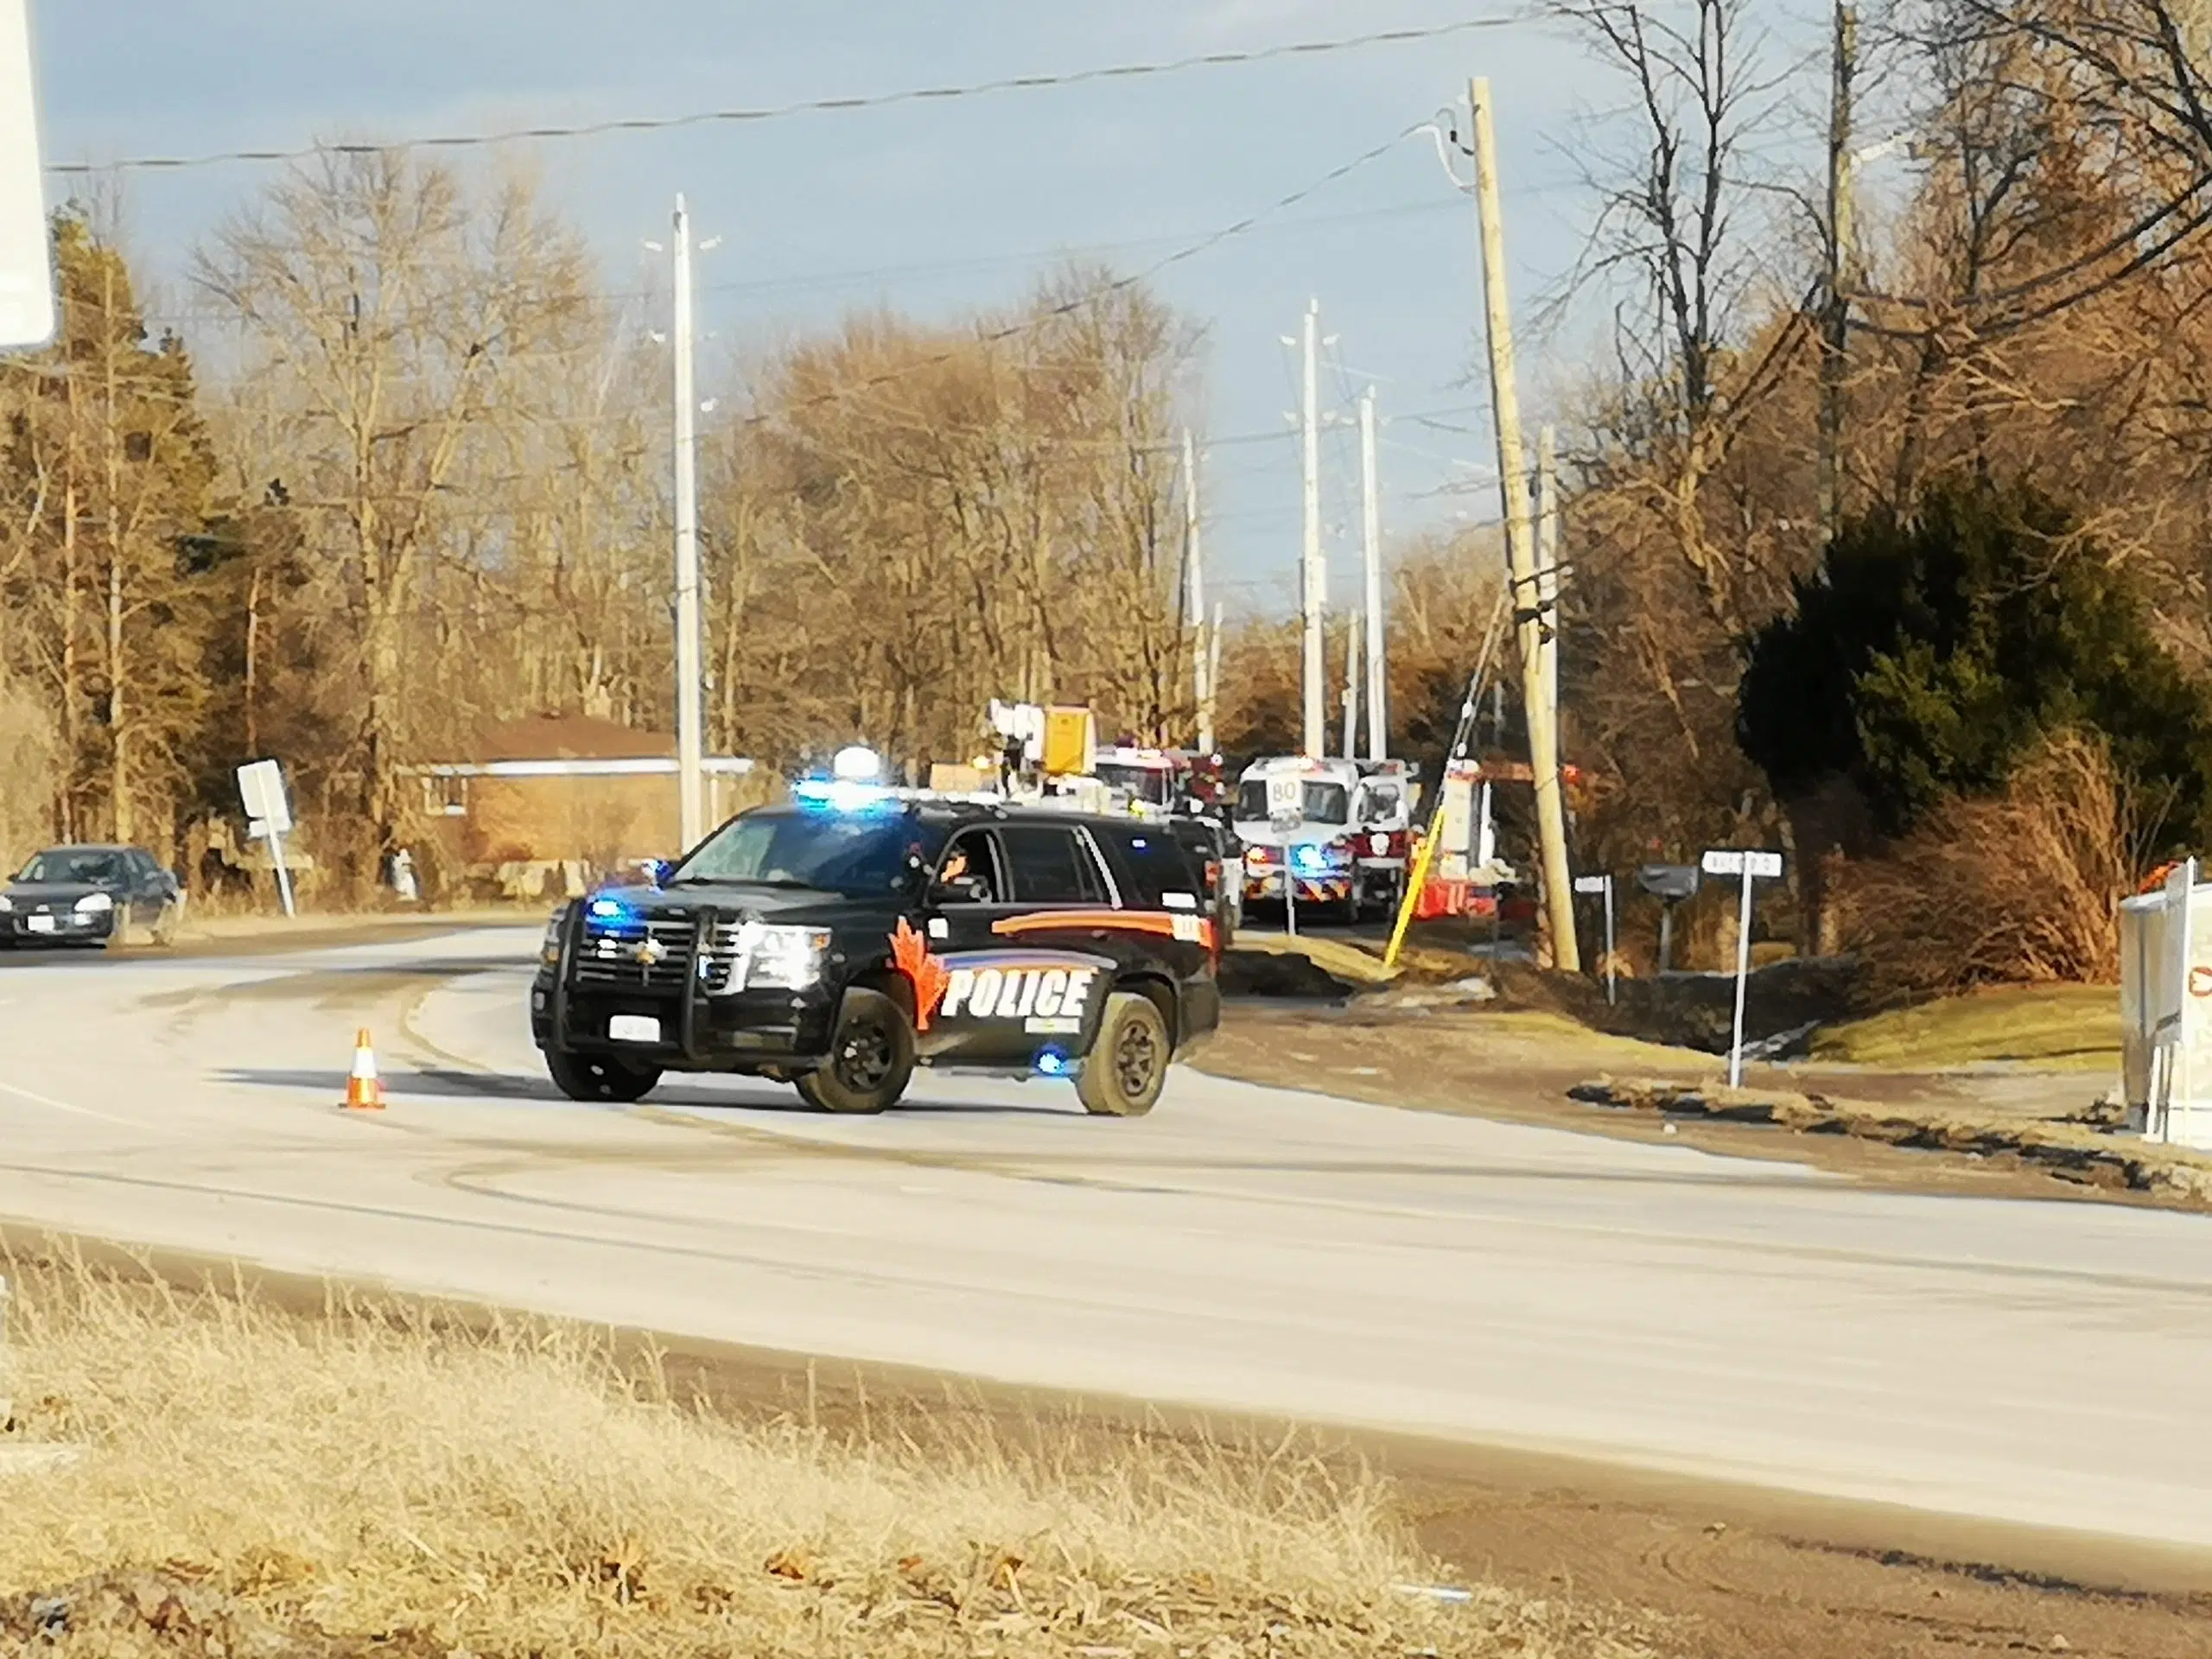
left=1077, top=991, right=1171, bottom=1117
left=796, top=988, right=915, bottom=1115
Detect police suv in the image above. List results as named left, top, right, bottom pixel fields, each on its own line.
left=531, top=774, right=1223, bottom=1117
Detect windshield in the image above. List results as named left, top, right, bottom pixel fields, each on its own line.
left=1360, top=785, right=1403, bottom=822
left=667, top=807, right=938, bottom=898
left=18, top=849, right=125, bottom=886
left=1301, top=782, right=1351, bottom=824
left=1234, top=778, right=1351, bottom=825
left=1096, top=761, right=1174, bottom=807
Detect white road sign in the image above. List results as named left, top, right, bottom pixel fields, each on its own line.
left=1701, top=849, right=1783, bottom=880
left=0, top=0, right=53, bottom=349
left=1702, top=849, right=1783, bottom=1087
left=237, top=759, right=293, bottom=835
left=236, top=759, right=296, bottom=918
left=1573, top=874, right=1611, bottom=895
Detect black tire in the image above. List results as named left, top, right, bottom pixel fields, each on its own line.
left=546, top=1046, right=662, bottom=1103
left=1076, top=991, right=1171, bottom=1118
left=795, top=988, right=914, bottom=1115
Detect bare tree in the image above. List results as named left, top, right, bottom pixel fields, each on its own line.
left=1549, top=0, right=1814, bottom=632
left=195, top=154, right=593, bottom=879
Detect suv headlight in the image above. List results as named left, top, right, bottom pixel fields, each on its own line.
left=541, top=904, right=569, bottom=965
left=75, top=892, right=114, bottom=914
left=0, top=893, right=12, bottom=912
left=721, top=923, right=830, bottom=992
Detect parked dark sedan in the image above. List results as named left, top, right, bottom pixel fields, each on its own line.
left=0, top=845, right=184, bottom=948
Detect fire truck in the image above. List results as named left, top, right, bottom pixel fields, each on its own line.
left=1231, top=755, right=1417, bottom=923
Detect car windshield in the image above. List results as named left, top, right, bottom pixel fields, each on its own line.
left=1096, top=762, right=1174, bottom=806
left=1234, top=780, right=1270, bottom=821
left=18, top=849, right=125, bottom=886
left=667, top=807, right=939, bottom=898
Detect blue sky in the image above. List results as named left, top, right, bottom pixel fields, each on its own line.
left=31, top=1, right=1751, bottom=612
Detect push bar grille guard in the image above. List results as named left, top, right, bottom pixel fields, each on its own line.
left=552, top=901, right=716, bottom=1064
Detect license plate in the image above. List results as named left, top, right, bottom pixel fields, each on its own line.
left=607, top=1014, right=661, bottom=1044
left=26, top=915, right=55, bottom=934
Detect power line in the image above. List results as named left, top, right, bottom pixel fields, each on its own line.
left=746, top=124, right=1426, bottom=435
left=124, top=193, right=1503, bottom=332
left=51, top=16, right=1527, bottom=176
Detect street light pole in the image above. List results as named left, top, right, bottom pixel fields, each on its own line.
left=1360, top=385, right=1387, bottom=760
left=671, top=194, right=705, bottom=852
left=1300, top=298, right=1325, bottom=757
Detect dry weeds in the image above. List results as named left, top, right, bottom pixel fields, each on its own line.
left=0, top=1253, right=1663, bottom=1658
left=1840, top=731, right=2133, bottom=1001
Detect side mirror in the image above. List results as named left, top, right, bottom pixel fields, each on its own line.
left=642, top=858, right=672, bottom=887
left=930, top=875, right=990, bottom=906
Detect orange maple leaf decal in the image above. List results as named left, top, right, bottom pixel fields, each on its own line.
left=889, top=918, right=952, bottom=1032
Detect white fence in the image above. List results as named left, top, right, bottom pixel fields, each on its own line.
left=2120, top=858, right=2212, bottom=1150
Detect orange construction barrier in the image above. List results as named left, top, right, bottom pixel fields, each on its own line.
left=342, top=1028, right=385, bottom=1111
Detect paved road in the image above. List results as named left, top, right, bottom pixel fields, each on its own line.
left=2, top=927, right=2208, bottom=1548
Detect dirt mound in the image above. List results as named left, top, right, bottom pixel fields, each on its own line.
left=1218, top=946, right=1360, bottom=999
left=1568, top=1079, right=2212, bottom=1208
left=1580, top=958, right=1861, bottom=1054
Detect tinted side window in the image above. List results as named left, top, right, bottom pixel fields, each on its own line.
left=1001, top=825, right=1103, bottom=905
left=1099, top=825, right=1205, bottom=909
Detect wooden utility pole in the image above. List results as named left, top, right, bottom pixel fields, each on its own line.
left=101, top=254, right=128, bottom=843
left=1819, top=3, right=1857, bottom=546
left=1469, top=77, right=1580, bottom=972
left=1184, top=428, right=1214, bottom=752
left=1536, top=423, right=1560, bottom=755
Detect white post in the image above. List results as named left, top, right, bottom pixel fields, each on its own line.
left=1300, top=298, right=1325, bottom=757
left=1728, top=863, right=1755, bottom=1088
left=1185, top=429, right=1212, bottom=753
left=1360, top=385, right=1387, bottom=760
left=267, top=826, right=296, bottom=918
left=1604, top=875, right=1617, bottom=1006
left=671, top=194, right=706, bottom=853
left=2165, top=856, right=2199, bottom=1143
left=1285, top=855, right=1300, bottom=937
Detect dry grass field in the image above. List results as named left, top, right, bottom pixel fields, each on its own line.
left=0, top=1251, right=1664, bottom=1658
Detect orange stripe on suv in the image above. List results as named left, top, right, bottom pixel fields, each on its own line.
left=992, top=911, right=1216, bottom=951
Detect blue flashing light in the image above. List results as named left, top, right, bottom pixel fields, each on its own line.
left=587, top=896, right=628, bottom=921
left=792, top=778, right=899, bottom=813
left=1290, top=842, right=1344, bottom=874
left=1034, top=1046, right=1071, bottom=1077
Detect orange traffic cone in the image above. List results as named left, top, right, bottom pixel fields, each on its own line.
left=342, top=1028, right=385, bottom=1111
